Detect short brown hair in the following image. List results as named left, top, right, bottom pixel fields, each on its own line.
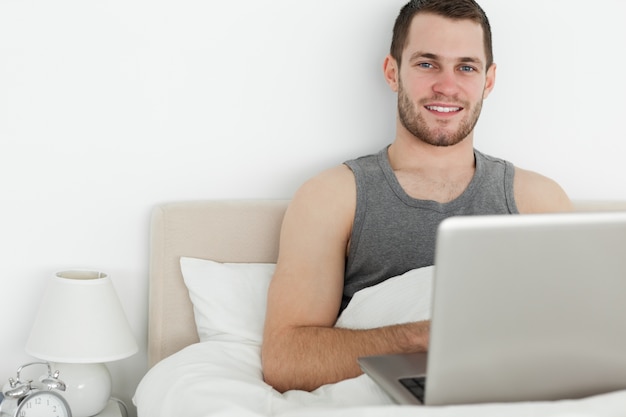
left=390, top=0, right=493, bottom=69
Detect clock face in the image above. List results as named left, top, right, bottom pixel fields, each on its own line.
left=15, top=391, right=71, bottom=417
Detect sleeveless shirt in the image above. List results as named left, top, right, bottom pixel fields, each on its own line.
left=341, top=146, right=518, bottom=311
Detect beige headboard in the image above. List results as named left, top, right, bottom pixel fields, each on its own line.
left=148, top=199, right=289, bottom=367
left=148, top=199, right=626, bottom=367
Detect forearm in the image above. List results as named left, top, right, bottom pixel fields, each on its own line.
left=261, top=320, right=429, bottom=393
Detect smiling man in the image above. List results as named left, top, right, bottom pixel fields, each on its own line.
left=261, top=0, right=572, bottom=393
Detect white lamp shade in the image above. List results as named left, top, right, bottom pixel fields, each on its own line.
left=26, top=270, right=138, bottom=363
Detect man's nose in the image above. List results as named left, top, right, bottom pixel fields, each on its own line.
left=432, top=69, right=458, bottom=97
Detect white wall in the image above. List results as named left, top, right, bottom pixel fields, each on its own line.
left=1, top=0, right=624, bottom=415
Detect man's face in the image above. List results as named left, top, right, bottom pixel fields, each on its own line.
left=393, top=13, right=495, bottom=147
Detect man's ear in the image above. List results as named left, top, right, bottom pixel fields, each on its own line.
left=483, top=63, right=497, bottom=99
left=383, top=54, right=399, bottom=92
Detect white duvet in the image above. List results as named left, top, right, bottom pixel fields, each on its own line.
left=134, top=265, right=626, bottom=417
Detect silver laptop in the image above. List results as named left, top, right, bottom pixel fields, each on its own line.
left=358, top=211, right=626, bottom=406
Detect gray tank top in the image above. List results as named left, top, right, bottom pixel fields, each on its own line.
left=342, top=146, right=518, bottom=311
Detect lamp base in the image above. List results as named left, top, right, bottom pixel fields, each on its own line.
left=52, top=362, right=111, bottom=417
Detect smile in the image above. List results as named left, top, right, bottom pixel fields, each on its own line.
left=425, top=105, right=462, bottom=113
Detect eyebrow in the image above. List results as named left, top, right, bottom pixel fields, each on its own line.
left=408, top=51, right=484, bottom=67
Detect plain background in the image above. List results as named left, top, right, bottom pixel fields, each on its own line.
left=1, top=1, right=625, bottom=415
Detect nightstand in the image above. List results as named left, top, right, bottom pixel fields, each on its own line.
left=94, top=399, right=125, bottom=417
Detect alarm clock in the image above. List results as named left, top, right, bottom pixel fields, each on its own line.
left=0, top=362, right=72, bottom=417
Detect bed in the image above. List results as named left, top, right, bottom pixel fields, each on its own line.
left=134, top=199, right=626, bottom=417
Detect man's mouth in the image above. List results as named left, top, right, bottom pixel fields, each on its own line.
left=425, top=105, right=462, bottom=113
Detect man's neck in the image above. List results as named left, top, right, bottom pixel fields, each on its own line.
left=387, top=134, right=476, bottom=174
left=387, top=133, right=477, bottom=203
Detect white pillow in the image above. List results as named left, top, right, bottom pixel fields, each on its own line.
left=180, top=256, right=434, bottom=345
left=180, top=257, right=275, bottom=344
left=335, top=266, right=434, bottom=329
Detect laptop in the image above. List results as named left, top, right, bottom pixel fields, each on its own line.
left=358, top=211, right=626, bottom=406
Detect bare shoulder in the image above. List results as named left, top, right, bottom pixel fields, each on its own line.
left=513, top=167, right=573, bottom=214
left=266, top=164, right=356, bottom=327
left=287, top=164, right=356, bottom=224
left=296, top=164, right=356, bottom=197
left=277, top=163, right=356, bottom=272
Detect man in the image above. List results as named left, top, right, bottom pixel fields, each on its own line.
left=262, top=0, right=572, bottom=393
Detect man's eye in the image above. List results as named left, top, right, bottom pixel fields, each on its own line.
left=459, top=65, right=476, bottom=72
left=418, top=62, right=434, bottom=69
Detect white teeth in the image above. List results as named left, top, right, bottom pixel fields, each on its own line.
left=426, top=106, right=460, bottom=113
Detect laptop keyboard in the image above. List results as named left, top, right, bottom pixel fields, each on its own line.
left=399, top=376, right=426, bottom=402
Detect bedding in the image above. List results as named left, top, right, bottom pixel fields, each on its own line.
left=134, top=257, right=626, bottom=416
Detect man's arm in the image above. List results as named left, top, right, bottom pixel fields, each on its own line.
left=513, top=167, right=573, bottom=213
left=261, top=165, right=429, bottom=393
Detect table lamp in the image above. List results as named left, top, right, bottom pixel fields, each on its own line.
left=25, top=270, right=138, bottom=417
